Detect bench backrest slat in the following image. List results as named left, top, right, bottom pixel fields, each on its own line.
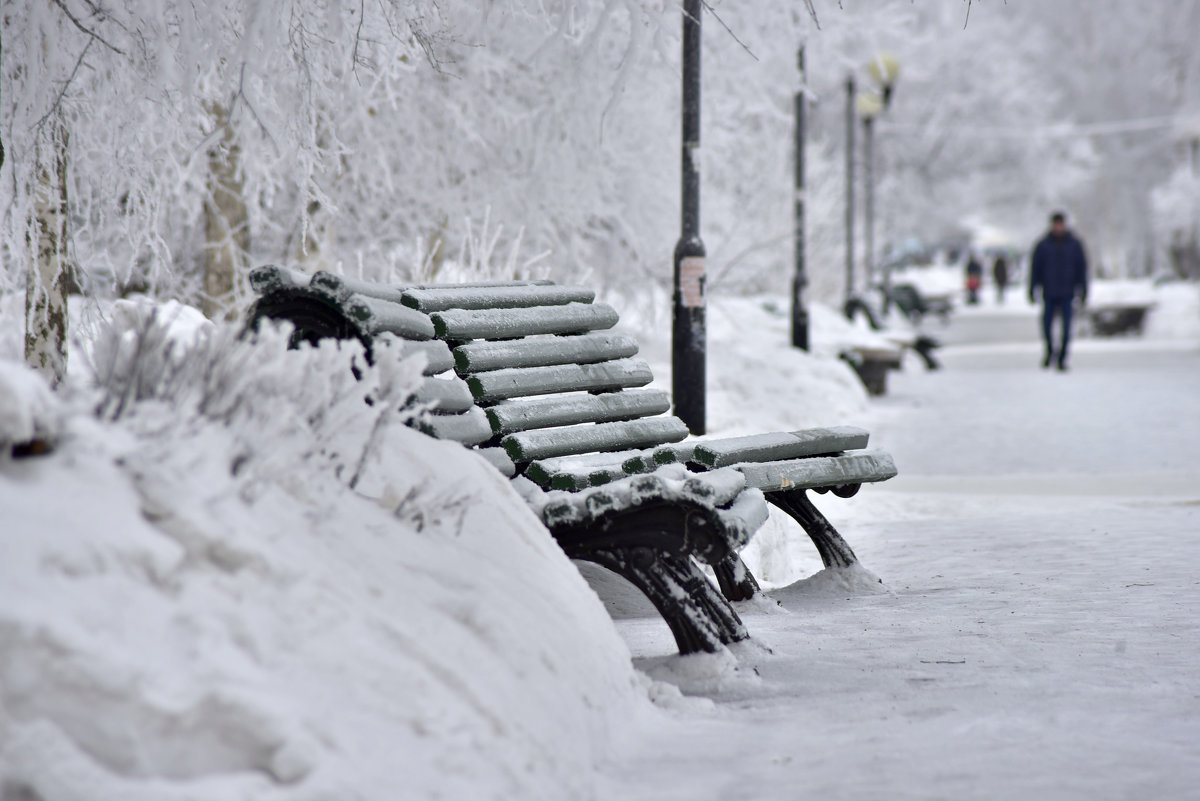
left=454, top=332, right=639, bottom=375
left=412, top=376, right=476, bottom=414
left=466, top=358, right=653, bottom=403
left=378, top=338, right=455, bottom=376
left=486, top=388, right=670, bottom=436
left=402, top=285, right=596, bottom=312
left=416, top=407, right=494, bottom=445
left=355, top=294, right=437, bottom=340
left=431, top=303, right=619, bottom=340
left=501, top=417, right=690, bottom=463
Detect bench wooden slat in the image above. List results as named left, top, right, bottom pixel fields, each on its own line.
left=454, top=332, right=639, bottom=375
left=692, top=426, right=871, bottom=469
left=416, top=407, right=493, bottom=445
left=411, top=376, right=475, bottom=413
left=377, top=337, right=455, bottom=375
left=311, top=270, right=409, bottom=305
left=476, top=447, right=517, bottom=477
left=731, top=449, right=897, bottom=492
left=525, top=450, right=647, bottom=490
left=402, top=284, right=596, bottom=312
left=467, top=358, right=653, bottom=403
left=502, top=416, right=690, bottom=463
left=353, top=294, right=436, bottom=340
left=485, top=388, right=670, bottom=435
left=431, top=303, right=619, bottom=341
left=249, top=264, right=308, bottom=294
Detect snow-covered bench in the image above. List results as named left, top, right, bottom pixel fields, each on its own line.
left=246, top=266, right=897, bottom=654
left=1083, top=302, right=1153, bottom=337
left=842, top=293, right=941, bottom=395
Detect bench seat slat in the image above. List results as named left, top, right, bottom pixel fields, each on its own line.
left=468, top=358, right=653, bottom=403
left=454, top=332, right=639, bottom=375
left=525, top=449, right=647, bottom=490
left=486, top=388, right=670, bottom=435
left=731, top=449, right=897, bottom=492
left=402, top=284, right=596, bottom=312
left=691, top=426, right=871, bottom=469
left=502, top=416, right=690, bottom=463
left=431, top=303, right=619, bottom=340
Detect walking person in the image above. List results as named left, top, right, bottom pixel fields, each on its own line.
left=992, top=253, right=1010, bottom=304
left=965, top=253, right=983, bottom=305
left=1029, top=211, right=1088, bottom=371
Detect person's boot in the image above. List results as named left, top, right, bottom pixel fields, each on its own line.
left=1042, top=349, right=1054, bottom=369
left=1057, top=355, right=1068, bottom=372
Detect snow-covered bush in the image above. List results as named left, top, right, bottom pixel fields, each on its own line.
left=87, top=304, right=425, bottom=495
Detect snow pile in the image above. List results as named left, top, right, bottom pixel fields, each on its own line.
left=0, top=313, right=650, bottom=800
left=0, top=359, right=62, bottom=452
left=615, top=291, right=872, bottom=438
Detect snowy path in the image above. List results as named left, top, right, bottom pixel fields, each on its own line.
left=600, top=314, right=1200, bottom=800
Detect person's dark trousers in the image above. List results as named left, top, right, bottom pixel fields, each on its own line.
left=1042, top=297, right=1073, bottom=368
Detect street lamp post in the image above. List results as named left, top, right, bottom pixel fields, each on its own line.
left=792, top=46, right=809, bottom=350
left=844, top=75, right=856, bottom=310
left=673, top=0, right=705, bottom=434
left=866, top=53, right=900, bottom=311
left=857, top=92, right=883, bottom=299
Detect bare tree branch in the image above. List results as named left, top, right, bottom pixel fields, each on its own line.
left=50, top=0, right=125, bottom=55
left=33, top=39, right=94, bottom=133
left=700, top=1, right=758, bottom=62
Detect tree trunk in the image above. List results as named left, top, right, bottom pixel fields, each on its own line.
left=202, top=102, right=250, bottom=320
left=25, top=120, right=72, bottom=388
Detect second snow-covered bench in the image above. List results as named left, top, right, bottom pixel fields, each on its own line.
left=247, top=266, right=898, bottom=654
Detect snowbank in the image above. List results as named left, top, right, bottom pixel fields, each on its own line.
left=0, top=359, right=62, bottom=451
left=0, top=316, right=651, bottom=800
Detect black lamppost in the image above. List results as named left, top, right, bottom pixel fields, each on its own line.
left=673, top=0, right=705, bottom=434
left=844, top=75, right=856, bottom=309
left=791, top=46, right=809, bottom=350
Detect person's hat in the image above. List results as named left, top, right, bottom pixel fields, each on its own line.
left=1050, top=211, right=1067, bottom=224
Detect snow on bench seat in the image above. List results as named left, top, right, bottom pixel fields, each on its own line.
left=691, top=426, right=871, bottom=468
left=731, top=449, right=898, bottom=493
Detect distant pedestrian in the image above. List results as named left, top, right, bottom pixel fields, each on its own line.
left=965, top=254, right=983, bottom=305
left=1029, top=211, right=1088, bottom=371
left=992, top=254, right=1010, bottom=304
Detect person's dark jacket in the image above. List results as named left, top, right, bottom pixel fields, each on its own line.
left=1029, top=231, right=1088, bottom=302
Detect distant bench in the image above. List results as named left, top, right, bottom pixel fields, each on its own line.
left=842, top=291, right=942, bottom=396
left=1083, top=302, right=1154, bottom=337
left=247, top=266, right=898, bottom=654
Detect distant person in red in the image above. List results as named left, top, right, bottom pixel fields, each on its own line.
left=1029, top=211, right=1088, bottom=371
left=964, top=253, right=983, bottom=305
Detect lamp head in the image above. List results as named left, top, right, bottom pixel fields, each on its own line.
left=856, top=91, right=884, bottom=121
left=867, top=53, right=900, bottom=108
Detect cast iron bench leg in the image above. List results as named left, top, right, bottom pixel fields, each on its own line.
left=578, top=547, right=748, bottom=654
left=767, top=488, right=859, bottom=569
left=712, top=551, right=760, bottom=602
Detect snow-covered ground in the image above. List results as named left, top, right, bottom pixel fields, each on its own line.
left=2, top=279, right=1198, bottom=799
